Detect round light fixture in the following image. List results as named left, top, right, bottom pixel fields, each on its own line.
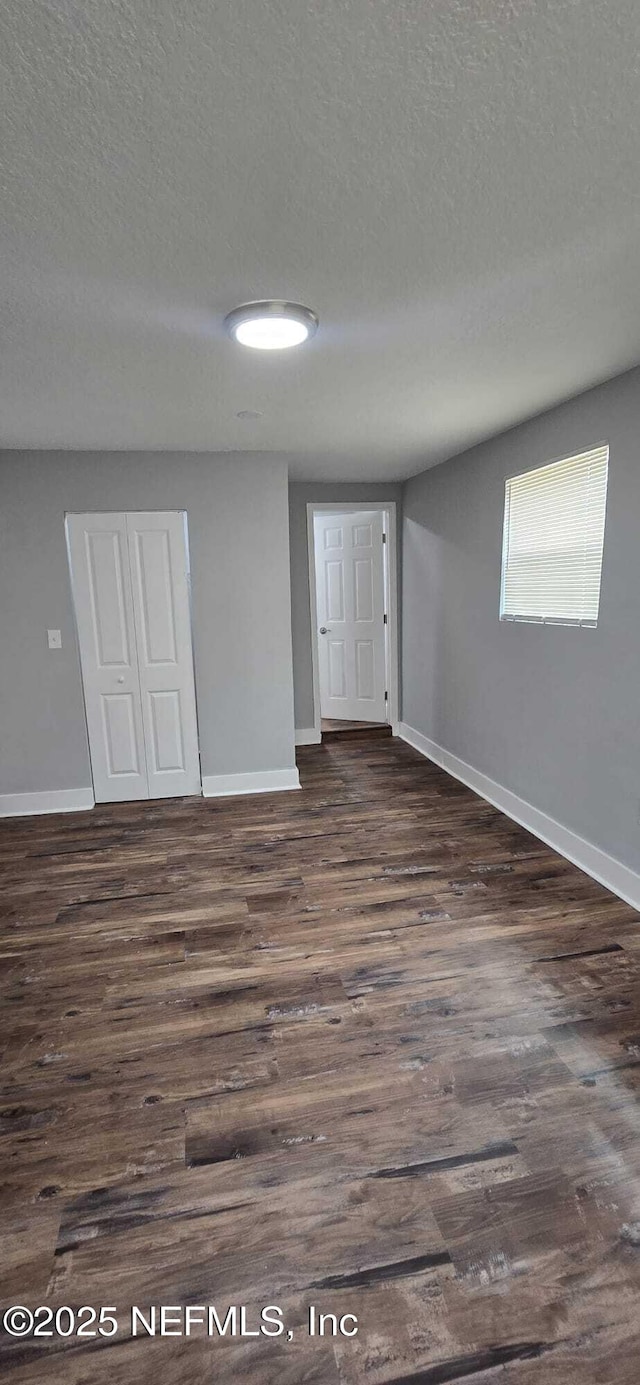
left=224, top=301, right=318, bottom=350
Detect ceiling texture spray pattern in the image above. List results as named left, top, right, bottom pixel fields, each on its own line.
left=2, top=0, right=640, bottom=478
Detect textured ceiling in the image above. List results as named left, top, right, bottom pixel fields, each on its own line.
left=2, top=1, right=640, bottom=480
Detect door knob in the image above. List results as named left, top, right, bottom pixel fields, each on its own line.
left=319, top=627, right=330, bottom=634
left=117, top=676, right=125, bottom=683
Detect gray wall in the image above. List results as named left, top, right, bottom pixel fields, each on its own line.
left=402, top=365, right=640, bottom=874
left=289, top=482, right=402, bottom=731
left=0, top=451, right=296, bottom=795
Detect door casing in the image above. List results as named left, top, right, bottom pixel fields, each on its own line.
left=306, top=501, right=399, bottom=741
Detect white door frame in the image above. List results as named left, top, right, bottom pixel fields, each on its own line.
left=306, top=501, right=399, bottom=741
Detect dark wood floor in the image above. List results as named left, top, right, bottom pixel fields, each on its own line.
left=2, top=734, right=640, bottom=1383
left=321, top=719, right=390, bottom=737
left=321, top=720, right=392, bottom=743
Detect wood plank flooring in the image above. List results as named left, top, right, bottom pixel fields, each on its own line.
left=2, top=734, right=640, bottom=1383
left=321, top=719, right=391, bottom=740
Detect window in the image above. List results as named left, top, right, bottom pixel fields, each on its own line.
left=500, top=444, right=608, bottom=627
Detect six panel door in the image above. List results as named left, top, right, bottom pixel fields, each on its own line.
left=314, top=510, right=387, bottom=722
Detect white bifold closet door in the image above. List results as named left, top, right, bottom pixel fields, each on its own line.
left=66, top=512, right=201, bottom=803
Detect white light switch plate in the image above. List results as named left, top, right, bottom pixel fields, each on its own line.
left=47, top=629, right=62, bottom=649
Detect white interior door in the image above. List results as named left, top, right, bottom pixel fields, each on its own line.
left=66, top=513, right=148, bottom=802
left=67, top=511, right=201, bottom=803
left=126, top=512, right=201, bottom=799
left=314, top=510, right=387, bottom=722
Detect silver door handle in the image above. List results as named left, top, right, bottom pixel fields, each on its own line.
left=319, top=627, right=330, bottom=634
left=117, top=676, right=125, bottom=683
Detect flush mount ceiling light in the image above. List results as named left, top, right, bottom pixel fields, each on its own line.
left=224, top=301, right=319, bottom=350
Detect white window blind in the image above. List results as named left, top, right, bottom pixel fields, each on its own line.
left=500, top=444, right=608, bottom=627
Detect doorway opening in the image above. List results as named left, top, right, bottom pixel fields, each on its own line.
left=306, top=503, right=399, bottom=742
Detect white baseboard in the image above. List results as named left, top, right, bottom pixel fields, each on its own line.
left=295, top=728, right=321, bottom=746
left=398, top=722, right=640, bottom=914
left=0, top=787, right=95, bottom=818
left=202, top=767, right=301, bottom=799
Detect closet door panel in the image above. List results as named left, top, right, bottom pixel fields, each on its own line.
left=66, top=514, right=149, bottom=802
left=126, top=512, right=201, bottom=798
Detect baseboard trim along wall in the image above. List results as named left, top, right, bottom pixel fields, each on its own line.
left=0, top=787, right=95, bottom=818
left=398, top=722, right=640, bottom=915
left=295, top=728, right=321, bottom=746
left=202, top=767, right=301, bottom=798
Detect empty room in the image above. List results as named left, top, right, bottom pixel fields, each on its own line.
left=2, top=3, right=640, bottom=1383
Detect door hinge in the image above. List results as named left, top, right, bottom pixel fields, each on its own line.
left=385, top=690, right=388, bottom=701
left=383, top=613, right=388, bottom=625
left=382, top=532, right=387, bottom=543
